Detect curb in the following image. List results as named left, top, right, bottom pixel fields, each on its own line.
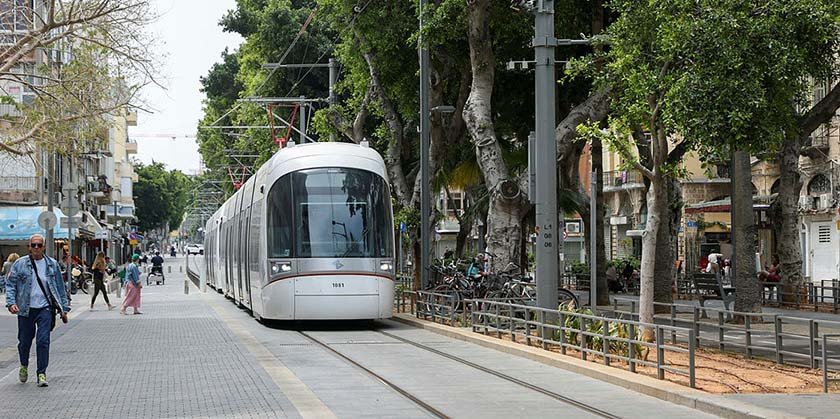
left=393, top=313, right=802, bottom=419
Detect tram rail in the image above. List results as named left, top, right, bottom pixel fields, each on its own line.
left=300, top=326, right=622, bottom=419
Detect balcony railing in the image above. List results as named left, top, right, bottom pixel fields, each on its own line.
left=604, top=170, right=644, bottom=189
left=0, top=176, right=38, bottom=191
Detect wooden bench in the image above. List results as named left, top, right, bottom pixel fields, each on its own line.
left=692, top=272, right=735, bottom=315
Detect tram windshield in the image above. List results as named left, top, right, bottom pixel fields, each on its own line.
left=267, top=168, right=393, bottom=258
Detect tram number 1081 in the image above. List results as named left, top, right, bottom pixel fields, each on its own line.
left=332, top=282, right=345, bottom=288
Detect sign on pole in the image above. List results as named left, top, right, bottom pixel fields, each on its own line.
left=95, top=229, right=109, bottom=240
left=38, top=211, right=58, bottom=230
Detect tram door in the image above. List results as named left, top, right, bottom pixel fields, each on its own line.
left=242, top=184, right=255, bottom=308
left=236, top=188, right=247, bottom=306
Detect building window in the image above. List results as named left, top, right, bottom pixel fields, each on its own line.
left=808, top=174, right=830, bottom=195
left=439, top=191, right=463, bottom=217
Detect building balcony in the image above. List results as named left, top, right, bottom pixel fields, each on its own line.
left=125, top=140, right=138, bottom=155
left=604, top=170, right=645, bottom=192
left=0, top=176, right=38, bottom=192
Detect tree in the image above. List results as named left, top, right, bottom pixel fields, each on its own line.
left=134, top=163, right=192, bottom=233
left=774, top=82, right=840, bottom=302
left=603, top=0, right=840, bottom=324
left=0, top=0, right=156, bottom=155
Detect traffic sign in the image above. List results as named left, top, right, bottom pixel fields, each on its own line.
left=399, top=222, right=406, bottom=233
left=38, top=211, right=57, bottom=230
left=95, top=229, right=109, bottom=239
left=60, top=216, right=81, bottom=228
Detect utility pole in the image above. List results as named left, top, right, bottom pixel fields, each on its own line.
left=590, top=170, right=598, bottom=313
left=419, top=0, right=431, bottom=290
left=46, top=153, right=55, bottom=257
left=534, top=0, right=559, bottom=311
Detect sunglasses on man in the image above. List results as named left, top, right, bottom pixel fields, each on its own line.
left=29, top=243, right=44, bottom=248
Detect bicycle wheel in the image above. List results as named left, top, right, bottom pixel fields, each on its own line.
left=558, top=288, right=579, bottom=310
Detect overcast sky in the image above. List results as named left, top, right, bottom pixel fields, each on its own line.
left=129, top=0, right=242, bottom=175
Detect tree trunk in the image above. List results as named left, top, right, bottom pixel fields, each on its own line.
left=463, top=0, right=524, bottom=271
left=732, top=150, right=761, bottom=313
left=653, top=177, right=679, bottom=312
left=775, top=135, right=805, bottom=302
left=592, top=138, right=609, bottom=305
left=640, top=175, right=667, bottom=337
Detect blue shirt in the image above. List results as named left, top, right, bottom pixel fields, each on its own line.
left=29, top=257, right=49, bottom=309
left=126, top=262, right=141, bottom=285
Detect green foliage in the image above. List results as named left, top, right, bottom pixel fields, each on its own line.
left=134, top=163, right=193, bottom=232
left=568, top=261, right=590, bottom=275
left=606, top=256, right=640, bottom=270
left=555, top=303, right=644, bottom=358
left=603, top=0, right=840, bottom=161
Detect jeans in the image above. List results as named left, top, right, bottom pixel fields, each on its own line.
left=18, top=306, right=52, bottom=374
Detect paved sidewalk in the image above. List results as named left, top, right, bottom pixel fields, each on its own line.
left=0, top=263, right=300, bottom=418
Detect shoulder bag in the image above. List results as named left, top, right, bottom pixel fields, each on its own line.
left=30, top=257, right=59, bottom=331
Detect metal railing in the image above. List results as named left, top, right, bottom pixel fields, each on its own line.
left=0, top=176, right=37, bottom=191
left=469, top=299, right=695, bottom=388
left=609, top=297, right=840, bottom=375
left=603, top=170, right=644, bottom=188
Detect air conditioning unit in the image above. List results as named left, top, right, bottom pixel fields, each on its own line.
left=819, top=193, right=834, bottom=209
left=799, top=195, right=813, bottom=210
left=566, top=221, right=581, bottom=233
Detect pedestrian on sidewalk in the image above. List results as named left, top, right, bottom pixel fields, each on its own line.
left=4, top=234, right=70, bottom=387
left=90, top=252, right=114, bottom=311
left=2, top=252, right=19, bottom=292
left=120, top=254, right=142, bottom=315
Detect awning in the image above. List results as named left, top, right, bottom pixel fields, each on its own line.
left=75, top=211, right=103, bottom=237
left=0, top=206, right=69, bottom=241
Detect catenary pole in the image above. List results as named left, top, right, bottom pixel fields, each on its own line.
left=590, top=170, right=598, bottom=313
left=535, top=1, right=559, bottom=311
left=419, top=0, right=431, bottom=290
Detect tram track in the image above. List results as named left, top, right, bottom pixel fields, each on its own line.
left=298, top=330, right=450, bottom=419
left=299, top=327, right=622, bottom=419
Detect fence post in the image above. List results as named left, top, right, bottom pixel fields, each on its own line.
left=495, top=304, right=501, bottom=339
left=670, top=305, right=677, bottom=344
left=775, top=316, right=784, bottom=364
left=471, top=300, right=477, bottom=332
left=810, top=320, right=818, bottom=369
left=628, top=323, right=636, bottom=373
left=656, top=326, right=665, bottom=380
left=693, top=306, right=700, bottom=348
left=745, top=314, right=753, bottom=359
left=602, top=319, right=610, bottom=366
left=559, top=312, right=567, bottom=355
left=509, top=304, right=516, bottom=342
left=824, top=334, right=829, bottom=393
left=718, top=311, right=725, bottom=351
left=539, top=309, right=547, bottom=349
left=580, top=316, right=587, bottom=361
left=524, top=307, right=531, bottom=346
left=688, top=329, right=696, bottom=388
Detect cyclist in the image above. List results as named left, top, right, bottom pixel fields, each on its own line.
left=150, top=251, right=165, bottom=281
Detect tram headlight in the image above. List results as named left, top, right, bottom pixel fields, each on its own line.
left=271, top=261, right=292, bottom=274
left=379, top=261, right=393, bottom=271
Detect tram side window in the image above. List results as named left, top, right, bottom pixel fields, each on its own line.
left=267, top=175, right=293, bottom=258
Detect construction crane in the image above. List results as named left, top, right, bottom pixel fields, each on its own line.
left=130, top=133, right=197, bottom=140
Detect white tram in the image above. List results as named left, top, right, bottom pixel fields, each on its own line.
left=204, top=142, right=395, bottom=320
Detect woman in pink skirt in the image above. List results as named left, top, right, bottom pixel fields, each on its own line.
left=120, top=254, right=143, bottom=315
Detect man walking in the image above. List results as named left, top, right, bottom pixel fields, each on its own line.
left=5, top=234, right=70, bottom=387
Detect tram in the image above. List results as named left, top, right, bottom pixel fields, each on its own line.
left=203, top=142, right=395, bottom=321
